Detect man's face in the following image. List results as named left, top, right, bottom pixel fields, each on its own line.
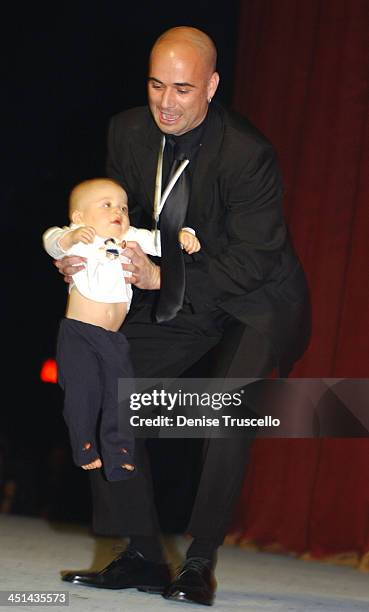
left=148, top=43, right=219, bottom=136
left=73, top=181, right=130, bottom=239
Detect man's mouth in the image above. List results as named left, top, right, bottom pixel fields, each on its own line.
left=159, top=111, right=180, bottom=123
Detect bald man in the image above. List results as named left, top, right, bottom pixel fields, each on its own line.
left=59, top=27, right=310, bottom=605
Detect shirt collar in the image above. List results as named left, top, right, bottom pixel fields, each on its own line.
left=164, top=113, right=208, bottom=160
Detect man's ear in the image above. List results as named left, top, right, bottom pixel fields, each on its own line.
left=71, top=209, right=83, bottom=225
left=208, top=72, right=220, bottom=100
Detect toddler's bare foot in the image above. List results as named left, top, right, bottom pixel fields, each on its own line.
left=81, top=458, right=102, bottom=470
left=120, top=448, right=134, bottom=472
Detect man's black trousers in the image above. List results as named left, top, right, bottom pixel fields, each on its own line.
left=89, top=302, right=276, bottom=543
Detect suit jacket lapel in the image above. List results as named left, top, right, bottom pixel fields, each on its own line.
left=131, top=114, right=162, bottom=216
left=188, top=103, right=225, bottom=223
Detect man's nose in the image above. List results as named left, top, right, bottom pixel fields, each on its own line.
left=161, top=87, right=176, bottom=109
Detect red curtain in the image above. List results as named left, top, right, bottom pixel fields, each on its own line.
left=230, top=0, right=369, bottom=568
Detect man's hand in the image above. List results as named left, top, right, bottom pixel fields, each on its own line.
left=122, top=241, right=160, bottom=290
left=54, top=255, right=87, bottom=283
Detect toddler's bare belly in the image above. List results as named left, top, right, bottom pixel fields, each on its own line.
left=66, top=287, right=127, bottom=332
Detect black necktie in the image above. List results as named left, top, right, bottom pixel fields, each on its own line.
left=155, top=151, right=190, bottom=323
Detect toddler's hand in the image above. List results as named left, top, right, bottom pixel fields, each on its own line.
left=71, top=226, right=96, bottom=245
left=179, top=230, right=201, bottom=255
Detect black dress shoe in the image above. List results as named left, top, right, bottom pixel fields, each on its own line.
left=61, top=548, right=171, bottom=593
left=162, top=557, right=216, bottom=606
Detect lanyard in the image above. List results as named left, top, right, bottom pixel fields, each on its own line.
left=153, top=135, right=189, bottom=223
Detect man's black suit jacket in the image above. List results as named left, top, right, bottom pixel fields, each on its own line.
left=106, top=102, right=311, bottom=371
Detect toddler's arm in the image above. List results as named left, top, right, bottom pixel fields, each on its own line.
left=43, top=225, right=95, bottom=259
left=124, top=227, right=162, bottom=257
left=125, top=226, right=201, bottom=257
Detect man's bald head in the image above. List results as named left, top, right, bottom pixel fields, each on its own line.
left=150, top=26, right=217, bottom=76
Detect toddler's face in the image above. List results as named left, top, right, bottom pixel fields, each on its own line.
left=74, top=181, right=130, bottom=240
